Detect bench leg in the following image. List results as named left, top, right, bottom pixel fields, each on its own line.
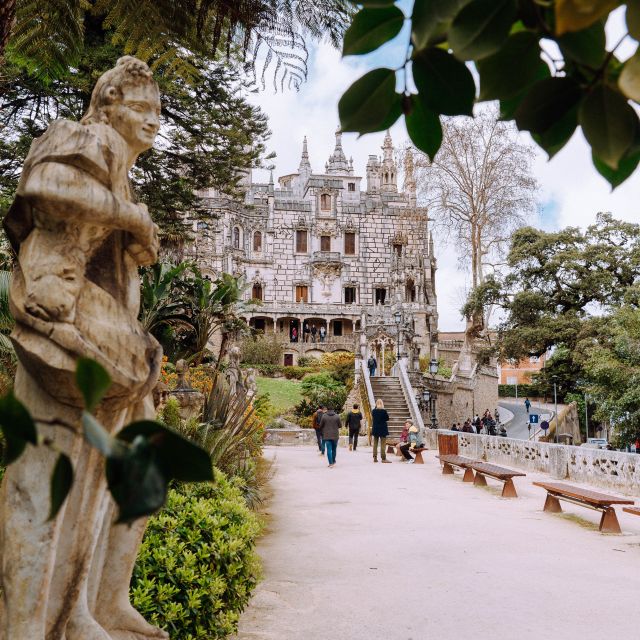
left=442, top=463, right=454, bottom=475
left=543, top=494, right=562, bottom=513
left=599, top=507, right=622, bottom=534
left=462, top=467, right=475, bottom=483
left=501, top=478, right=518, bottom=498
left=474, top=472, right=487, bottom=487
left=387, top=445, right=395, bottom=454
left=414, top=451, right=424, bottom=464
left=395, top=446, right=403, bottom=457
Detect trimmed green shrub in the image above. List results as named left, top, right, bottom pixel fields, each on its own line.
left=240, top=335, right=284, bottom=365
left=252, top=392, right=274, bottom=420
left=282, top=366, right=314, bottom=380
left=294, top=373, right=348, bottom=417
left=131, top=473, right=262, bottom=640
left=498, top=384, right=541, bottom=398
left=160, top=397, right=181, bottom=429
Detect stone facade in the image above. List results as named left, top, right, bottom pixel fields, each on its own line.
left=185, top=130, right=437, bottom=366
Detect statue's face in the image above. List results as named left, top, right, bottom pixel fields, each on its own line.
left=108, top=83, right=161, bottom=155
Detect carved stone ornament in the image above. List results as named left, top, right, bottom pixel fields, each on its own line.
left=0, top=57, right=168, bottom=640
left=314, top=221, right=338, bottom=237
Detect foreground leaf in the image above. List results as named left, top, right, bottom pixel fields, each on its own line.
left=76, top=358, right=111, bottom=412
left=82, top=412, right=125, bottom=457
left=593, top=148, right=640, bottom=189
left=532, top=105, right=579, bottom=159
left=412, top=0, right=471, bottom=50
left=477, top=31, right=549, bottom=100
left=405, top=95, right=443, bottom=160
left=449, top=0, right=517, bottom=60
left=49, top=454, right=74, bottom=521
left=515, top=77, right=582, bottom=133
left=557, top=20, right=607, bottom=67
left=579, top=84, right=637, bottom=169
left=619, top=49, right=640, bottom=102
left=343, top=6, right=405, bottom=56
left=118, top=420, right=214, bottom=482
left=339, top=68, right=402, bottom=133
left=555, top=0, right=619, bottom=35
left=412, top=47, right=475, bottom=115
left=0, top=393, right=38, bottom=464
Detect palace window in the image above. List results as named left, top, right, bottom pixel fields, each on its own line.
left=344, top=287, right=356, bottom=304
left=348, top=182, right=355, bottom=192
left=253, top=231, right=262, bottom=252
left=295, top=230, right=308, bottom=253
left=320, top=193, right=331, bottom=211
left=375, top=288, right=386, bottom=305
left=251, top=284, right=263, bottom=301
left=320, top=235, right=331, bottom=252
left=406, top=280, right=416, bottom=302
left=233, top=227, right=240, bottom=249
left=333, top=320, right=343, bottom=337
left=295, top=285, right=309, bottom=303
left=344, top=232, right=356, bottom=255
left=393, top=243, right=402, bottom=257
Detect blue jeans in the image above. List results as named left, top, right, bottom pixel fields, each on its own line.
left=325, top=439, right=337, bottom=465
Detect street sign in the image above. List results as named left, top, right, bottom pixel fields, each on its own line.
left=540, top=420, right=549, bottom=431
left=529, top=414, right=539, bottom=424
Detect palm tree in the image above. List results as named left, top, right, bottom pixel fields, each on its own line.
left=3, top=0, right=354, bottom=84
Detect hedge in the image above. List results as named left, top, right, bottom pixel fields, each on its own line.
left=498, top=384, right=541, bottom=398
left=131, top=472, right=262, bottom=639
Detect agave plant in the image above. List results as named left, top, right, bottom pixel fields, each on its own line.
left=0, top=270, right=15, bottom=360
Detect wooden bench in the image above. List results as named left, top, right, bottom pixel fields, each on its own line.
left=436, top=455, right=476, bottom=482
left=386, top=441, right=398, bottom=454
left=467, top=461, right=526, bottom=498
left=623, top=506, right=640, bottom=517
left=533, top=481, right=634, bottom=533
left=394, top=443, right=428, bottom=463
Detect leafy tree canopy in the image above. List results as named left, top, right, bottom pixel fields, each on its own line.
left=339, top=0, right=640, bottom=187
left=0, top=18, right=271, bottom=244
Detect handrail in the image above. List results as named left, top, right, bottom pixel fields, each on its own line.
left=359, top=358, right=375, bottom=446
left=393, top=359, right=426, bottom=436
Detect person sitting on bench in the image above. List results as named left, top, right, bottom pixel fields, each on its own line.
left=398, top=420, right=414, bottom=462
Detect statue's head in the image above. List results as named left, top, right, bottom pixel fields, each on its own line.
left=81, top=56, right=161, bottom=155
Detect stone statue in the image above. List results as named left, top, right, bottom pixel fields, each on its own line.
left=226, top=344, right=243, bottom=396
left=0, top=57, right=166, bottom=639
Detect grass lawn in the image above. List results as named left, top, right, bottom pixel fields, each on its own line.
left=256, top=376, right=303, bottom=414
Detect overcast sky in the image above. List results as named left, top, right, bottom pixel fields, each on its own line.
left=247, top=7, right=640, bottom=331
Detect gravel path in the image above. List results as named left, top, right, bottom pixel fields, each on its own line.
left=236, top=446, right=640, bottom=640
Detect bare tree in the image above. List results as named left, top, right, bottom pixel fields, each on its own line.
left=413, top=108, right=539, bottom=292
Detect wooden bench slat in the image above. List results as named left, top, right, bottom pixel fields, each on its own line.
left=469, top=461, right=526, bottom=479
left=533, top=482, right=634, bottom=507
left=436, top=455, right=475, bottom=467
left=623, top=506, right=640, bottom=516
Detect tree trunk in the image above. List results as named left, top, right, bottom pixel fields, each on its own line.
left=0, top=0, right=16, bottom=63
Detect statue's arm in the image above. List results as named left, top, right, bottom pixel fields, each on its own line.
left=22, top=162, right=150, bottom=237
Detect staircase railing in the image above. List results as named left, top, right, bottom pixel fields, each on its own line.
left=392, top=359, right=426, bottom=435
left=358, top=358, right=375, bottom=445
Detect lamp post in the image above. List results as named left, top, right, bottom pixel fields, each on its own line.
left=553, top=378, right=558, bottom=444
left=393, top=310, right=402, bottom=361
left=584, top=392, right=589, bottom=444
left=429, top=358, right=439, bottom=429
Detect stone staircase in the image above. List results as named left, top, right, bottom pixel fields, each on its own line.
left=369, top=376, right=412, bottom=441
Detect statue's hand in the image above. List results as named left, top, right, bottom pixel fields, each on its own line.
left=127, top=204, right=159, bottom=265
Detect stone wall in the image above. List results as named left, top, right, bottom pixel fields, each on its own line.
left=423, top=430, right=640, bottom=497
left=265, top=429, right=367, bottom=448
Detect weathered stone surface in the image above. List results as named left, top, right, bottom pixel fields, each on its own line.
left=0, top=56, right=165, bottom=639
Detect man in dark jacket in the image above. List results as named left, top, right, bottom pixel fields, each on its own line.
left=320, top=408, right=341, bottom=467
left=312, top=406, right=326, bottom=455
left=345, top=403, right=363, bottom=451
left=371, top=399, right=391, bottom=463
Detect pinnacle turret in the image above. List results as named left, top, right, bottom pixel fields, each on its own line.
left=298, top=136, right=312, bottom=174
left=326, top=127, right=350, bottom=174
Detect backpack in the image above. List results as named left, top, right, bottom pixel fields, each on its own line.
left=368, top=357, right=375, bottom=367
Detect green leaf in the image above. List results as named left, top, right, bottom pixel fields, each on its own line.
left=339, top=68, right=402, bottom=134
left=477, top=31, right=549, bottom=100
left=619, top=49, right=640, bottom=102
left=75, top=358, right=111, bottom=412
left=0, top=393, right=38, bottom=464
left=412, top=47, right=475, bottom=116
left=515, top=77, right=583, bottom=133
left=532, top=105, right=579, bottom=159
left=82, top=411, right=125, bottom=457
left=579, top=84, right=637, bottom=169
left=118, top=420, right=214, bottom=482
left=49, top=454, right=73, bottom=521
left=343, top=6, right=405, bottom=56
left=593, top=147, right=640, bottom=189
left=627, top=1, right=640, bottom=40
left=411, top=0, right=471, bottom=50
left=106, top=436, right=168, bottom=523
left=405, top=95, right=443, bottom=160
left=360, top=0, right=396, bottom=5
left=449, top=0, right=517, bottom=60
left=558, top=20, right=607, bottom=68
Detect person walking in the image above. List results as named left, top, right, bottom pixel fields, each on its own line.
left=524, top=397, right=531, bottom=414
left=320, top=407, right=341, bottom=468
left=371, top=398, right=391, bottom=463
left=367, top=354, right=377, bottom=378
left=312, top=405, right=326, bottom=455
left=345, top=403, right=363, bottom=451
left=319, top=325, right=326, bottom=342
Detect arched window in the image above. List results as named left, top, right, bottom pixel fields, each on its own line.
left=253, top=231, right=262, bottom=252
left=252, top=283, right=263, bottom=301
left=233, top=227, right=240, bottom=249
left=320, top=193, right=331, bottom=210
